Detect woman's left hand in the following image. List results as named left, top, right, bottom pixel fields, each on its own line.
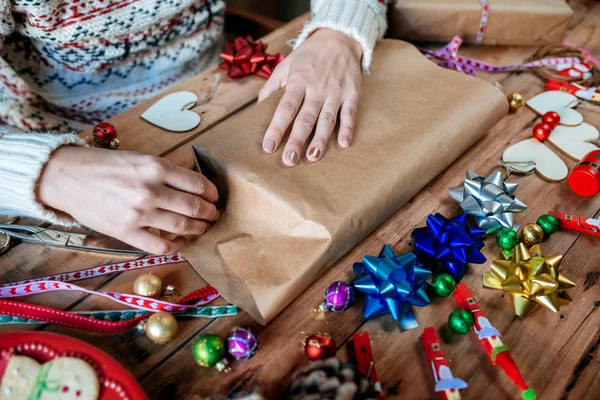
left=258, top=28, right=363, bottom=167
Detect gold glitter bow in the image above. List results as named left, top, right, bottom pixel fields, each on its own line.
left=483, top=243, right=575, bottom=318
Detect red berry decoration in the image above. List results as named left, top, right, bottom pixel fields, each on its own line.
left=93, top=122, right=117, bottom=147
left=541, top=111, right=561, bottom=128
left=532, top=123, right=552, bottom=141
left=303, top=333, right=337, bottom=361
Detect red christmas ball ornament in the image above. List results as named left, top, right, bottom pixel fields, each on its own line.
left=541, top=111, right=561, bottom=128
left=93, top=122, right=117, bottom=147
left=532, top=123, right=552, bottom=141
left=303, top=333, right=337, bottom=361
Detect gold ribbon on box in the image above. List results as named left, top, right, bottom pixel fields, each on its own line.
left=483, top=243, right=575, bottom=318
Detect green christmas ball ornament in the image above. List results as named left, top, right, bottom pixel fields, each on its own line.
left=448, top=309, right=474, bottom=335
left=431, top=273, right=456, bottom=297
left=193, top=334, right=229, bottom=371
left=496, top=228, right=519, bottom=251
left=536, top=214, right=559, bottom=237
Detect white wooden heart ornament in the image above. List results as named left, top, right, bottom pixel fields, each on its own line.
left=502, top=138, right=569, bottom=181
left=141, top=91, right=201, bottom=132
left=0, top=356, right=99, bottom=400
left=526, top=91, right=583, bottom=126
left=503, top=90, right=600, bottom=181
left=548, top=123, right=600, bottom=160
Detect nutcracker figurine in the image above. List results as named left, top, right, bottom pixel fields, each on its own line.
left=421, top=327, right=467, bottom=400
left=454, top=284, right=536, bottom=400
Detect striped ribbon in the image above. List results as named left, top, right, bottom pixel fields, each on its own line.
left=421, top=36, right=582, bottom=76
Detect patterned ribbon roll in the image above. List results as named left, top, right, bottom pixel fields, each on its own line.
left=420, top=36, right=581, bottom=76
left=475, top=0, right=491, bottom=44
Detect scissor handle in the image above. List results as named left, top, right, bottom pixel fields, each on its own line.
left=0, top=231, right=10, bottom=254
left=0, top=225, right=46, bottom=243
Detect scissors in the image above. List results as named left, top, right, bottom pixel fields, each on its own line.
left=0, top=217, right=147, bottom=256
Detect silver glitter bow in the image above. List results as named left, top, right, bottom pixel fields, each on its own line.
left=449, top=170, right=527, bottom=232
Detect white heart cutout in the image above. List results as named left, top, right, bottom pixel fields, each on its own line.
left=502, top=138, right=568, bottom=181
left=141, top=91, right=201, bottom=132
left=548, top=122, right=600, bottom=160
left=526, top=91, right=583, bottom=126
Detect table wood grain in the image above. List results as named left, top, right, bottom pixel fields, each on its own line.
left=1, top=5, right=600, bottom=399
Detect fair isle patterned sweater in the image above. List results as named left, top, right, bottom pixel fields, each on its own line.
left=0, top=0, right=388, bottom=225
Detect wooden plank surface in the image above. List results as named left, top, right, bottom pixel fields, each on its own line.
left=2, top=4, right=600, bottom=400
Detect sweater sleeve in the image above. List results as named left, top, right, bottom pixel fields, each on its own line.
left=0, top=127, right=86, bottom=226
left=0, top=4, right=86, bottom=226
left=293, top=0, right=389, bottom=71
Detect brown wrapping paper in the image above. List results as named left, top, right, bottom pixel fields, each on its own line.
left=182, top=39, right=508, bottom=325
left=389, top=0, right=574, bottom=45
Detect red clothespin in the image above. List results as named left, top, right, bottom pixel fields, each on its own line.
left=549, top=211, right=600, bottom=237
left=421, top=327, right=466, bottom=400
left=454, top=284, right=535, bottom=400
left=353, top=332, right=384, bottom=399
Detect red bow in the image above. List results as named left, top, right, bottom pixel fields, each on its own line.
left=219, top=35, right=284, bottom=80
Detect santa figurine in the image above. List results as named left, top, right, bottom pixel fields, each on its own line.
left=421, top=327, right=467, bottom=400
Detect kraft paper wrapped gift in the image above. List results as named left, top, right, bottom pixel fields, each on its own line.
left=182, top=39, right=508, bottom=325
left=389, top=0, right=574, bottom=46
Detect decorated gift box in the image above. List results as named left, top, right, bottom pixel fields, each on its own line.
left=180, top=39, right=508, bottom=325
left=388, top=0, right=574, bottom=46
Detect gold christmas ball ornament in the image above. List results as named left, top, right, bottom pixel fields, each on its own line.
left=133, top=274, right=164, bottom=298
left=109, top=138, right=121, bottom=150
left=508, top=92, right=524, bottom=112
left=144, top=312, right=178, bottom=344
left=518, top=223, right=544, bottom=247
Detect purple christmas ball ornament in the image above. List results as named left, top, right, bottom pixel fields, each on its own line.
left=324, top=281, right=355, bottom=312
left=227, top=327, right=258, bottom=360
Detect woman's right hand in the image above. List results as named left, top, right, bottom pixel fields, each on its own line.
left=37, top=146, right=220, bottom=255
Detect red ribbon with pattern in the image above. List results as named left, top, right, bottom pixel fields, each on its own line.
left=421, top=36, right=581, bottom=76
left=0, top=254, right=185, bottom=288
left=0, top=281, right=219, bottom=313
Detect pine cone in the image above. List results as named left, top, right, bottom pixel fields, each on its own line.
left=285, top=358, right=378, bottom=400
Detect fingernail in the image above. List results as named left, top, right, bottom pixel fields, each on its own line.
left=263, top=138, right=276, bottom=153
left=286, top=150, right=298, bottom=164
left=214, top=210, right=221, bottom=221
left=341, top=136, right=351, bottom=147
left=308, top=147, right=321, bottom=160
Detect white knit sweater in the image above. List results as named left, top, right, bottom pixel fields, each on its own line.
left=0, top=0, right=388, bottom=225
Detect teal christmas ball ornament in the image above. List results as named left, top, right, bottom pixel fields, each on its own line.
left=496, top=228, right=519, bottom=251
left=536, top=214, right=559, bottom=237
left=431, top=273, right=456, bottom=297
left=448, top=309, right=473, bottom=335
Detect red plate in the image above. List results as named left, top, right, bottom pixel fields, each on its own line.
left=0, top=331, right=148, bottom=400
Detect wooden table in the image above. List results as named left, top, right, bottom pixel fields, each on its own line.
left=2, top=4, right=600, bottom=399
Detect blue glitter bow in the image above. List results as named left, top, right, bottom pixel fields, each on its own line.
left=353, top=245, right=431, bottom=330
left=411, top=213, right=486, bottom=281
